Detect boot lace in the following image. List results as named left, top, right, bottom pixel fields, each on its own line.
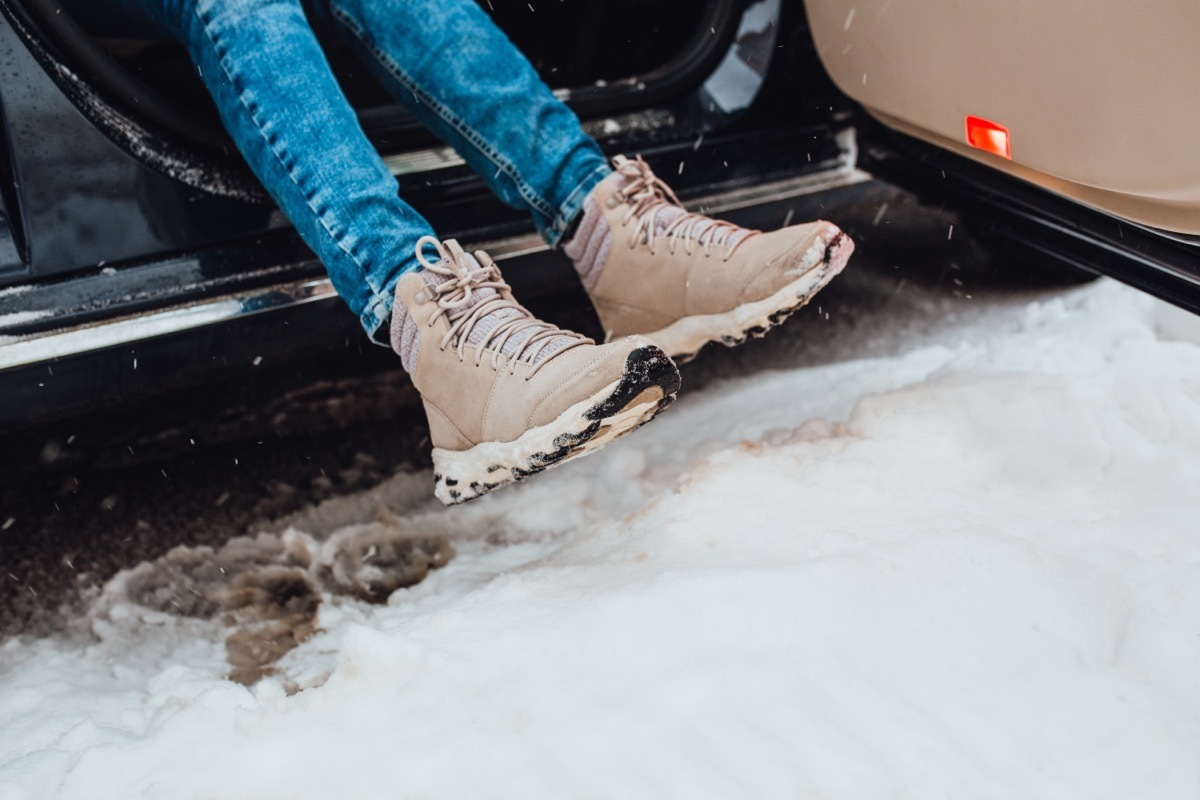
left=415, top=236, right=590, bottom=376
left=611, top=155, right=760, bottom=261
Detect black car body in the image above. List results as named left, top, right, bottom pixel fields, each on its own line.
left=1, top=0, right=1197, bottom=436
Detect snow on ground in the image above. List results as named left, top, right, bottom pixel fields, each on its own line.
left=3, top=278, right=1200, bottom=799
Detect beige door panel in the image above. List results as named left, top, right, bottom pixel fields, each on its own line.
left=804, top=0, right=1200, bottom=233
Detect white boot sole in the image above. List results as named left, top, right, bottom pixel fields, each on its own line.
left=431, top=347, right=679, bottom=505
left=643, top=228, right=855, bottom=362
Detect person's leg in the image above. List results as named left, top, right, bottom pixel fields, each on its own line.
left=298, top=0, right=854, bottom=361
left=68, top=0, right=436, bottom=342
left=307, top=0, right=610, bottom=247
left=63, top=0, right=680, bottom=502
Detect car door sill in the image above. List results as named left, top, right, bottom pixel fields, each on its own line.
left=0, top=139, right=868, bottom=371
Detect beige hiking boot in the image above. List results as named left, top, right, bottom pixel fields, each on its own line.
left=566, top=155, right=855, bottom=361
left=391, top=237, right=680, bottom=505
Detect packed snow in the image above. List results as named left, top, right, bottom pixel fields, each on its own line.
left=3, top=278, right=1200, bottom=798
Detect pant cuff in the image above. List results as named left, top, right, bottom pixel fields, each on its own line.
left=361, top=268, right=410, bottom=347
left=544, top=162, right=612, bottom=248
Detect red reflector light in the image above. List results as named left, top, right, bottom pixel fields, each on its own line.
left=965, top=116, right=1011, bottom=160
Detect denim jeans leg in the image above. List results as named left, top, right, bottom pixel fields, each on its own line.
left=66, top=0, right=437, bottom=342
left=310, top=0, right=611, bottom=246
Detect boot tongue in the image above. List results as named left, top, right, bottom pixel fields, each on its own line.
left=442, top=239, right=473, bottom=272
left=424, top=251, right=498, bottom=319
left=610, top=157, right=755, bottom=250
left=427, top=253, right=575, bottom=366
left=608, top=166, right=750, bottom=249
left=603, top=168, right=687, bottom=236
left=648, top=205, right=687, bottom=237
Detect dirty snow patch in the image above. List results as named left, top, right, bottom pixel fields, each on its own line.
left=2, top=280, right=1200, bottom=798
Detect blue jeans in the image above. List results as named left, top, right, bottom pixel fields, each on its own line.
left=65, top=0, right=610, bottom=341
